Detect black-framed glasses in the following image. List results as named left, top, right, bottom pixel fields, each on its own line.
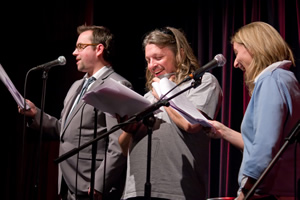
left=75, top=43, right=99, bottom=52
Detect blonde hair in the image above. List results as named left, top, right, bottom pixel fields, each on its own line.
left=231, top=21, right=295, bottom=95
left=142, top=27, right=199, bottom=91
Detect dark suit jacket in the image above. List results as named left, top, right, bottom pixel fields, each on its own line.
left=30, top=67, right=132, bottom=198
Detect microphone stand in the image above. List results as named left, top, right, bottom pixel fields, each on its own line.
left=89, top=108, right=98, bottom=200
left=34, top=69, right=49, bottom=200
left=244, top=119, right=300, bottom=200
left=143, top=113, right=155, bottom=199
left=54, top=77, right=203, bottom=199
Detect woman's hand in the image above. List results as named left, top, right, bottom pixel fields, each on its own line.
left=206, top=120, right=244, bottom=150
left=204, top=120, right=226, bottom=139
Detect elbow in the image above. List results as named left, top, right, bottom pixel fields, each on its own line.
left=118, top=132, right=131, bottom=156
left=119, top=142, right=129, bottom=156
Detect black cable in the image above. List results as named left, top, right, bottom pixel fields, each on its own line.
left=21, top=68, right=35, bottom=199
left=294, top=142, right=298, bottom=200
left=23, top=68, right=46, bottom=200
left=102, top=135, right=109, bottom=199
left=75, top=103, right=87, bottom=198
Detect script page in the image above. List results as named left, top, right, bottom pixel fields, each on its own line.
left=0, top=64, right=30, bottom=110
left=152, top=77, right=211, bottom=127
left=83, top=78, right=154, bottom=118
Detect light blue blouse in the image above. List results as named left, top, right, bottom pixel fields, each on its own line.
left=239, top=60, right=300, bottom=196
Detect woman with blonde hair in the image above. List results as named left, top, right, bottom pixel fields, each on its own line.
left=207, top=21, right=300, bottom=199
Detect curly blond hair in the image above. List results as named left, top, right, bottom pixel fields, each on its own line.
left=142, top=27, right=199, bottom=91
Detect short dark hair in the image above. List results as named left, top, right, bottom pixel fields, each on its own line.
left=77, top=25, right=115, bottom=64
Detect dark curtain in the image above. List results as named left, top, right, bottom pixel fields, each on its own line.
left=1, top=0, right=299, bottom=200
left=0, top=1, right=94, bottom=200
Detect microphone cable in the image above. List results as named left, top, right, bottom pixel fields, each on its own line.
left=75, top=103, right=109, bottom=199
left=294, top=142, right=298, bottom=200
left=75, top=102, right=87, bottom=199
left=102, top=130, right=109, bottom=200
left=22, top=67, right=40, bottom=200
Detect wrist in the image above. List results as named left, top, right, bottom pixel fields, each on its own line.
left=241, top=187, right=250, bottom=195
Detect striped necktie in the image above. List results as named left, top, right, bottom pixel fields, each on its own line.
left=75, top=76, right=96, bottom=105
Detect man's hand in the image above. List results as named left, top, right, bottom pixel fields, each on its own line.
left=88, top=188, right=102, bottom=200
left=18, top=99, right=37, bottom=118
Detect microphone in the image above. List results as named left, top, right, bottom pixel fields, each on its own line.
left=183, top=54, right=226, bottom=82
left=32, top=56, right=66, bottom=71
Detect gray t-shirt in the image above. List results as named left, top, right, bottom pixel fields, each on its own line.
left=122, top=73, right=222, bottom=200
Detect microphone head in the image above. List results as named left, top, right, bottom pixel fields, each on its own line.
left=58, top=56, right=67, bottom=65
left=214, top=54, right=226, bottom=66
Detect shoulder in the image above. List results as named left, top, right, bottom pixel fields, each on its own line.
left=200, top=72, right=222, bottom=90
left=188, top=72, right=222, bottom=95
left=202, top=72, right=219, bottom=83
left=256, top=68, right=296, bottom=88
left=69, top=78, right=83, bottom=89
left=109, top=71, right=133, bottom=89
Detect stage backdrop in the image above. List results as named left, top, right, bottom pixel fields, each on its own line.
left=1, top=0, right=299, bottom=199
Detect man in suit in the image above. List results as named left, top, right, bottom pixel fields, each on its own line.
left=18, top=25, right=132, bottom=200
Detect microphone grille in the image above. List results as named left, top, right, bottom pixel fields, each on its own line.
left=58, top=56, right=67, bottom=65
left=214, top=54, right=226, bottom=66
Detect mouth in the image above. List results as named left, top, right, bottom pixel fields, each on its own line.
left=239, top=66, right=245, bottom=71
left=158, top=72, right=176, bottom=79
left=236, top=63, right=245, bottom=71
left=152, top=66, right=165, bottom=77
left=154, top=70, right=164, bottom=77
left=76, top=58, right=81, bottom=65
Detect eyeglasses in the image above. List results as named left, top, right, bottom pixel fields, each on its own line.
left=75, top=43, right=99, bottom=52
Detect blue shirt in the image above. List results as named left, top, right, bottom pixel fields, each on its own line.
left=239, top=60, right=300, bottom=196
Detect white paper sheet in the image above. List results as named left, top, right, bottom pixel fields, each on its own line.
left=152, top=77, right=211, bottom=127
left=83, top=78, right=154, bottom=117
left=83, top=77, right=211, bottom=127
left=0, top=63, right=30, bottom=110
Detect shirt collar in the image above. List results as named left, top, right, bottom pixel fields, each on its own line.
left=254, top=60, right=292, bottom=83
left=84, top=66, right=111, bottom=80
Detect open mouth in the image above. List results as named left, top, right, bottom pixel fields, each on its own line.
left=151, top=65, right=165, bottom=77
left=157, top=72, right=176, bottom=79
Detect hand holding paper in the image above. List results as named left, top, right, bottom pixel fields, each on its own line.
left=152, top=77, right=212, bottom=127
left=83, top=76, right=211, bottom=128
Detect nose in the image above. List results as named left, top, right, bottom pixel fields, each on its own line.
left=72, top=48, right=78, bottom=56
left=233, top=59, right=239, bottom=68
left=147, top=59, right=156, bottom=70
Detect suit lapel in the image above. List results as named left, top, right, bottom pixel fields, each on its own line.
left=60, top=67, right=115, bottom=137
left=61, top=79, right=85, bottom=135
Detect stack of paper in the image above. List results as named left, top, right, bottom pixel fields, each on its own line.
left=152, top=78, right=211, bottom=127
left=83, top=78, right=153, bottom=117
left=0, top=64, right=30, bottom=110
left=83, top=77, right=211, bottom=127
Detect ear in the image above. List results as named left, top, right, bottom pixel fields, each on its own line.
left=96, top=43, right=104, bottom=57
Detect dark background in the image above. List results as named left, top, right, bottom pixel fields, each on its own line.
left=1, top=0, right=299, bottom=199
